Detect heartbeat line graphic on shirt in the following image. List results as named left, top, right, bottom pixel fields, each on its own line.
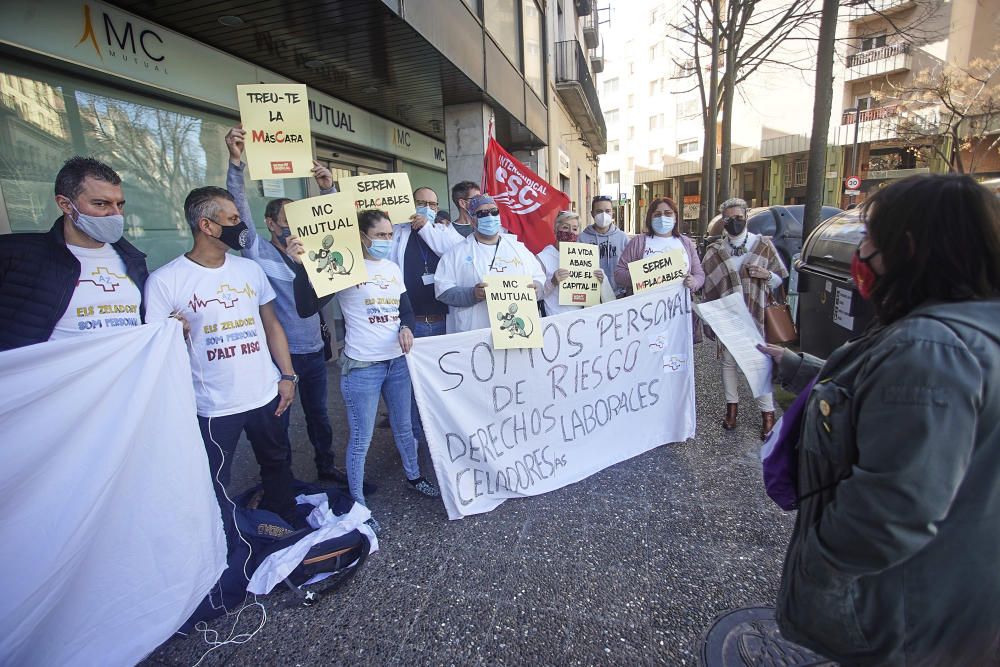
left=491, top=256, right=523, bottom=273
left=366, top=274, right=402, bottom=290
left=78, top=266, right=130, bottom=292
left=188, top=283, right=257, bottom=312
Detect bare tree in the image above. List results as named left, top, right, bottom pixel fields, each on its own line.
left=802, top=0, right=840, bottom=241
left=878, top=47, right=1000, bottom=174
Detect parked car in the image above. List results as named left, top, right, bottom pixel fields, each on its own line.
left=702, top=204, right=843, bottom=272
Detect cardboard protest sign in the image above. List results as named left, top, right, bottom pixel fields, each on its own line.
left=283, top=193, right=368, bottom=298
left=558, top=242, right=600, bottom=307
left=338, top=172, right=414, bottom=225
left=628, top=249, right=689, bottom=293
left=406, top=285, right=696, bottom=519
left=236, top=84, right=313, bottom=180
left=483, top=274, right=543, bottom=350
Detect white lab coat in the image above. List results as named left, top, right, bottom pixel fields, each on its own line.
left=388, top=219, right=464, bottom=267
left=434, top=234, right=546, bottom=333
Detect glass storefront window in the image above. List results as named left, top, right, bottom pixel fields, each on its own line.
left=0, top=60, right=306, bottom=270
left=485, top=0, right=522, bottom=69
left=523, top=0, right=544, bottom=96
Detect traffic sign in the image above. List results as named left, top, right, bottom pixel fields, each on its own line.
left=844, top=189, right=861, bottom=196
left=845, top=175, right=861, bottom=190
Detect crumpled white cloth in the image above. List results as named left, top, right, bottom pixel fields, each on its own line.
left=246, top=493, right=378, bottom=594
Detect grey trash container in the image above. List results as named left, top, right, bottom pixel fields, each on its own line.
left=794, top=209, right=876, bottom=359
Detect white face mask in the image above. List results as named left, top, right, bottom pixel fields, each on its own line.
left=594, top=212, right=613, bottom=228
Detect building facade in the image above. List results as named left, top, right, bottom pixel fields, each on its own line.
left=0, top=0, right=603, bottom=267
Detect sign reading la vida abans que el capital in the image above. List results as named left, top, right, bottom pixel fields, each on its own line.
left=337, top=172, right=415, bottom=225
left=484, top=274, right=543, bottom=350
left=559, top=242, right=600, bottom=307
left=283, top=193, right=368, bottom=298
left=628, top=249, right=689, bottom=293
left=237, top=83, right=314, bottom=180
left=406, top=285, right=697, bottom=519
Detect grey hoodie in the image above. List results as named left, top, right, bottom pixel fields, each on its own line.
left=577, top=223, right=629, bottom=296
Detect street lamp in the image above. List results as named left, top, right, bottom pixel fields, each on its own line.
left=844, top=106, right=862, bottom=204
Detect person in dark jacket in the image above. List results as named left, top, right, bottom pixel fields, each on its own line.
left=0, top=157, right=148, bottom=351
left=759, top=173, right=1000, bottom=666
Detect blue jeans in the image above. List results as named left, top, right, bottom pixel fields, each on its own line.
left=410, top=319, right=447, bottom=444
left=198, top=395, right=296, bottom=548
left=341, top=356, right=421, bottom=506
left=283, top=351, right=335, bottom=472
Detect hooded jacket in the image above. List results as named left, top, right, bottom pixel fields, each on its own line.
left=774, top=299, right=1000, bottom=666
left=577, top=223, right=629, bottom=296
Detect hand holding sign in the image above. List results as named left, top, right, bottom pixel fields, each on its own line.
left=628, top=249, right=689, bottom=294
left=282, top=193, right=369, bottom=297
left=237, top=84, right=314, bottom=180
left=558, top=242, right=601, bottom=307
left=484, top=275, right=543, bottom=349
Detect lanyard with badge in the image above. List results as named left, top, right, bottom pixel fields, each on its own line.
left=418, top=236, right=435, bottom=286
left=487, top=237, right=502, bottom=272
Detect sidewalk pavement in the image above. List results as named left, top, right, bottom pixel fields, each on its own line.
left=145, top=340, right=796, bottom=666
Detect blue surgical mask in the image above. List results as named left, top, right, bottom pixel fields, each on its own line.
left=476, top=215, right=502, bottom=236
left=652, top=215, right=675, bottom=236
left=415, top=205, right=436, bottom=222
left=69, top=202, right=124, bottom=243
left=365, top=234, right=392, bottom=260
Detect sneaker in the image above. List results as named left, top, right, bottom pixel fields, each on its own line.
left=364, top=517, right=382, bottom=534
left=317, top=467, right=378, bottom=496
left=407, top=476, right=440, bottom=498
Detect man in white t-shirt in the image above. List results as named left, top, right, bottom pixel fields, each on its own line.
left=145, top=186, right=303, bottom=539
left=0, top=157, right=150, bottom=350
left=434, top=194, right=545, bottom=333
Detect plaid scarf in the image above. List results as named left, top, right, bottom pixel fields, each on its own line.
left=702, top=235, right=788, bottom=339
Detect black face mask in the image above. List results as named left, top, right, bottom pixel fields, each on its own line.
left=214, top=220, right=250, bottom=250
left=723, top=217, right=746, bottom=236
left=276, top=226, right=291, bottom=247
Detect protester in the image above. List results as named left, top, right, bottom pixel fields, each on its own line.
left=449, top=180, right=480, bottom=238
left=579, top=195, right=628, bottom=298
left=758, top=174, right=1000, bottom=666
left=614, top=196, right=704, bottom=297
left=0, top=157, right=149, bottom=350
left=434, top=194, right=546, bottom=333
left=435, top=210, right=452, bottom=226
left=145, top=186, right=302, bottom=542
left=388, top=186, right=464, bottom=445
left=288, top=210, right=440, bottom=534
left=536, top=210, right=605, bottom=316
left=223, top=126, right=357, bottom=488
left=700, top=196, right=786, bottom=439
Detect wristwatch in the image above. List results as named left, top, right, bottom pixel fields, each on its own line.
left=280, top=373, right=299, bottom=385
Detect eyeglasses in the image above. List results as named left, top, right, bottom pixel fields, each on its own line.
left=474, top=208, right=501, bottom=218
left=415, top=199, right=439, bottom=209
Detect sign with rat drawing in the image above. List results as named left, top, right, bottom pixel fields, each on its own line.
left=283, top=193, right=368, bottom=297
left=483, top=274, right=543, bottom=349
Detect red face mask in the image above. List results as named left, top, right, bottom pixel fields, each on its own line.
left=851, top=249, right=880, bottom=299
left=556, top=230, right=578, bottom=243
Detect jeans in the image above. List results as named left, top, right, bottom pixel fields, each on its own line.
left=721, top=347, right=774, bottom=412
left=410, top=319, right=447, bottom=444
left=282, top=350, right=335, bottom=472
left=198, top=395, right=297, bottom=548
left=341, top=356, right=421, bottom=506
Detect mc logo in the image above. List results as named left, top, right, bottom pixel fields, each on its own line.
left=76, top=3, right=165, bottom=63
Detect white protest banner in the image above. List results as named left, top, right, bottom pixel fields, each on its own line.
left=0, top=321, right=225, bottom=666
left=628, top=249, right=689, bottom=293
left=338, top=172, right=415, bottom=225
left=407, top=285, right=696, bottom=519
left=237, top=83, right=314, bottom=180
left=559, top=242, right=600, bottom=307
left=694, top=292, right=773, bottom=397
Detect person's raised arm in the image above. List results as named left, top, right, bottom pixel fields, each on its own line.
left=224, top=125, right=260, bottom=255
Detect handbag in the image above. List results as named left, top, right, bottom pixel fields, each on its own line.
left=764, top=286, right=797, bottom=344
left=760, top=376, right=818, bottom=511
left=319, top=312, right=334, bottom=361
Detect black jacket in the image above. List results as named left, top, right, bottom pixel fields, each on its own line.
left=0, top=218, right=149, bottom=351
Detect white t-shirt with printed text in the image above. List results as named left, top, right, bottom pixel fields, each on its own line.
left=337, top=259, right=406, bottom=362
left=643, top=234, right=684, bottom=257
left=49, top=244, right=142, bottom=340
left=144, top=254, right=279, bottom=417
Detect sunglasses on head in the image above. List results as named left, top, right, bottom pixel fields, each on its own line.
left=474, top=208, right=500, bottom=218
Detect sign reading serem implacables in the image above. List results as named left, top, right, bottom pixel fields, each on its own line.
left=337, top=172, right=414, bottom=225
left=236, top=83, right=314, bottom=180
left=628, top=249, right=689, bottom=294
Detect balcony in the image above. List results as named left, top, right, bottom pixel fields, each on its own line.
left=842, top=105, right=899, bottom=124
left=582, top=8, right=600, bottom=49
left=554, top=40, right=608, bottom=154
left=838, top=105, right=902, bottom=144
left=845, top=42, right=911, bottom=82
left=845, top=0, right=916, bottom=22
left=590, top=42, right=605, bottom=74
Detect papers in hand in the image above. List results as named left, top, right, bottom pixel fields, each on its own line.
left=694, top=293, right=774, bottom=398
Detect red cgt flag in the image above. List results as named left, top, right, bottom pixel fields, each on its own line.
left=482, top=137, right=568, bottom=254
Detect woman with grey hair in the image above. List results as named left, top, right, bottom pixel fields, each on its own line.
left=701, top=197, right=787, bottom=439
left=537, top=210, right=605, bottom=316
